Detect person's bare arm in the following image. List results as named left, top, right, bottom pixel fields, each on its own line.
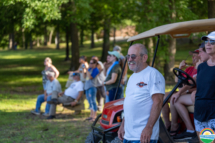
left=171, top=85, right=193, bottom=104
left=51, top=66, right=60, bottom=78
left=87, top=71, right=93, bottom=79
left=140, top=93, right=163, bottom=143
left=121, top=62, right=128, bottom=85
left=118, top=118, right=125, bottom=140
left=71, top=91, right=84, bottom=106
left=105, top=73, right=118, bottom=85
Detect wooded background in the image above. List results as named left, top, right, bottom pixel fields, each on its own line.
left=1, top=0, right=215, bottom=80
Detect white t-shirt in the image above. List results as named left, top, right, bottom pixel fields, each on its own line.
left=46, top=79, right=62, bottom=95
left=64, top=81, right=84, bottom=99
left=124, top=66, right=165, bottom=140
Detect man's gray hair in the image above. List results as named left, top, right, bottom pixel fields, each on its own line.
left=132, top=43, right=148, bottom=55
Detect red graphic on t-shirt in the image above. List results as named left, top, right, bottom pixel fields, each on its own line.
left=136, top=82, right=147, bottom=88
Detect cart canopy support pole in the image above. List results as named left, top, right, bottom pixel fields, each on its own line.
left=113, top=42, right=133, bottom=100
left=151, top=35, right=160, bottom=67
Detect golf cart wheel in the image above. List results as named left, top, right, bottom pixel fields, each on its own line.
left=85, top=130, right=101, bottom=143
left=110, top=137, right=123, bottom=143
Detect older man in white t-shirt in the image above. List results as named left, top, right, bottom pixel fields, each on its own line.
left=47, top=73, right=84, bottom=119
left=118, top=44, right=165, bottom=143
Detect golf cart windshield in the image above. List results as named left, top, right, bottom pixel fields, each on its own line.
left=127, top=19, right=215, bottom=42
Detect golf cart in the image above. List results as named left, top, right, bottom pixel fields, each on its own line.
left=85, top=19, right=215, bottom=143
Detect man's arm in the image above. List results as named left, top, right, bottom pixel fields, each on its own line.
left=71, top=91, right=84, bottom=106
left=118, top=118, right=125, bottom=140
left=140, top=93, right=163, bottom=143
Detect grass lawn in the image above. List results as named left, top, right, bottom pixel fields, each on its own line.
left=0, top=41, right=197, bottom=142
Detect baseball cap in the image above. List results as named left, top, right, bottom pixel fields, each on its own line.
left=189, top=49, right=199, bottom=55
left=72, top=72, right=80, bottom=77
left=108, top=51, right=121, bottom=59
left=113, top=45, right=122, bottom=52
left=45, top=71, right=55, bottom=77
left=201, top=31, right=215, bottom=41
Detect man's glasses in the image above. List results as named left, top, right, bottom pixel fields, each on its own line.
left=126, top=54, right=143, bottom=60
left=205, top=40, right=215, bottom=45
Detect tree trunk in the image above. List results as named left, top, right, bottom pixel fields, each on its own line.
left=148, top=38, right=154, bottom=65
left=163, top=0, right=176, bottom=81
left=22, top=29, right=25, bottom=49
left=90, top=28, right=95, bottom=48
left=101, top=18, right=111, bottom=62
left=70, top=23, right=80, bottom=70
left=80, top=27, right=84, bottom=47
left=164, top=38, right=176, bottom=81
left=29, top=33, right=33, bottom=49
left=55, top=25, right=60, bottom=49
left=44, top=25, right=48, bottom=46
left=8, top=34, right=12, bottom=49
left=112, top=27, right=116, bottom=47
left=208, top=0, right=215, bottom=18
left=65, top=26, right=70, bottom=61
left=48, top=30, right=54, bottom=45
left=37, top=38, right=40, bottom=47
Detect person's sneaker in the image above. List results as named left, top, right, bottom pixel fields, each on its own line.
left=173, top=131, right=197, bottom=140
left=47, top=115, right=56, bottom=119
left=47, top=99, right=59, bottom=104
left=31, top=110, right=40, bottom=115
left=42, top=113, right=49, bottom=117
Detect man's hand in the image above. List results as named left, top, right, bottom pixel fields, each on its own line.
left=171, top=92, right=180, bottom=104
left=44, top=95, right=47, bottom=101
left=118, top=123, right=125, bottom=140
left=120, top=80, right=125, bottom=85
left=140, top=126, right=152, bottom=143
left=179, top=60, right=186, bottom=69
left=71, top=102, right=77, bottom=107
left=58, top=92, right=63, bottom=96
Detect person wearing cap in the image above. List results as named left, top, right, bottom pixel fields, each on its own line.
left=194, top=31, right=215, bottom=140
left=84, top=59, right=100, bottom=121
left=47, top=73, right=84, bottom=119
left=31, top=71, right=62, bottom=116
left=103, top=51, right=122, bottom=102
left=162, top=49, right=200, bottom=137
left=172, top=43, right=210, bottom=140
left=113, top=45, right=128, bottom=98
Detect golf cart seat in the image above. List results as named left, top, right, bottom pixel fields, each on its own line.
left=187, top=105, right=194, bottom=113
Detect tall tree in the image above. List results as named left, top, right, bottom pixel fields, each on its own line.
left=208, top=0, right=215, bottom=18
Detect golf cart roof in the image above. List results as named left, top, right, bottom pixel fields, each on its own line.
left=127, top=19, right=215, bottom=42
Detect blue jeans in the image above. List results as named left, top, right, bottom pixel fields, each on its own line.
left=86, top=87, right=97, bottom=112
left=108, top=87, right=122, bottom=102
left=123, top=139, right=157, bottom=143
left=35, top=94, right=51, bottom=114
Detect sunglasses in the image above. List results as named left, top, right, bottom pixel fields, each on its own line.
left=126, top=54, right=143, bottom=60
left=205, top=40, right=215, bottom=45
left=90, top=62, right=95, bottom=64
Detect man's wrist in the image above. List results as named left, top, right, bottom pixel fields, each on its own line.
left=74, top=100, right=78, bottom=103
left=104, top=82, right=106, bottom=85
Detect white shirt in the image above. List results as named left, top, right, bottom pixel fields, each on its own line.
left=64, top=81, right=84, bottom=99
left=124, top=66, right=165, bottom=140
left=45, top=79, right=62, bottom=95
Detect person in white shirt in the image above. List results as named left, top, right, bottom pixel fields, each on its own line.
left=47, top=73, right=84, bottom=119
left=31, top=71, right=62, bottom=116
left=118, top=44, right=165, bottom=143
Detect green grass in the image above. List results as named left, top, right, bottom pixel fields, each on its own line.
left=0, top=41, right=197, bottom=142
